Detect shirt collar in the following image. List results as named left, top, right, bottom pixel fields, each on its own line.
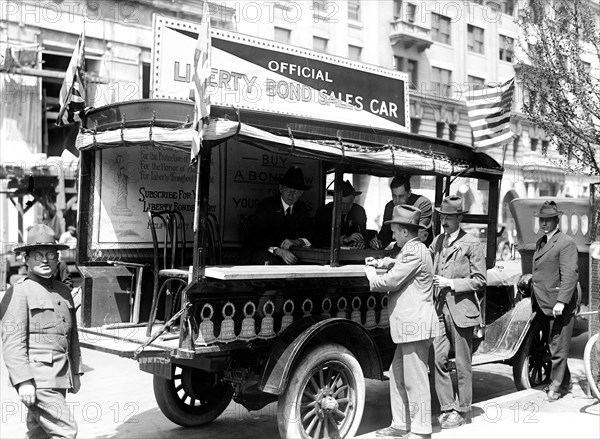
left=544, top=227, right=559, bottom=240
left=27, top=271, right=54, bottom=288
left=447, top=228, right=460, bottom=243
left=281, top=198, right=292, bottom=213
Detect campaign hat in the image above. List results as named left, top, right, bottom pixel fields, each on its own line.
left=13, top=224, right=69, bottom=253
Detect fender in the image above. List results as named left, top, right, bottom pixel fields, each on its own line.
left=258, top=316, right=383, bottom=395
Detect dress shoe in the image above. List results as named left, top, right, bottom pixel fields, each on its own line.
left=401, top=433, right=431, bottom=439
left=440, top=410, right=465, bottom=429
left=543, top=390, right=563, bottom=403
left=375, top=426, right=408, bottom=437
left=433, top=412, right=449, bottom=427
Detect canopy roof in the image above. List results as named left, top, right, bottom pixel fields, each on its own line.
left=77, top=99, right=503, bottom=179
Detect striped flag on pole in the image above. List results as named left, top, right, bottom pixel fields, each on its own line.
left=466, top=78, right=515, bottom=149
left=190, top=6, right=212, bottom=162
left=56, top=30, right=86, bottom=125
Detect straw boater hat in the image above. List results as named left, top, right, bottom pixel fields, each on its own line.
left=278, top=166, right=311, bottom=190
left=533, top=200, right=563, bottom=218
left=435, top=195, right=468, bottom=215
left=384, top=205, right=426, bottom=229
left=13, top=224, right=69, bottom=253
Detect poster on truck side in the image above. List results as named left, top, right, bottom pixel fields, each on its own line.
left=152, top=15, right=410, bottom=133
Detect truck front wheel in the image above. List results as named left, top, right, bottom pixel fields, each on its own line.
left=277, top=343, right=365, bottom=439
left=153, top=366, right=234, bottom=427
left=512, top=318, right=551, bottom=390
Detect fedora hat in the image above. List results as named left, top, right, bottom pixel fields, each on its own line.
left=534, top=200, right=563, bottom=218
left=384, top=205, right=426, bottom=229
left=13, top=224, right=69, bottom=253
left=435, top=195, right=468, bottom=215
left=278, top=166, right=310, bottom=190
left=327, top=180, right=362, bottom=197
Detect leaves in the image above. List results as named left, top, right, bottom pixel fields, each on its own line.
left=517, top=0, right=600, bottom=176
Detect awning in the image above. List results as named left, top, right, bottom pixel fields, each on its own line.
left=76, top=119, right=488, bottom=177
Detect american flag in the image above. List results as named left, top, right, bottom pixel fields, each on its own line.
left=466, top=78, right=515, bottom=149
left=56, top=30, right=86, bottom=125
left=190, top=6, right=212, bottom=161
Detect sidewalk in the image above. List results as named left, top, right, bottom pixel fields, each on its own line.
left=356, top=332, right=600, bottom=439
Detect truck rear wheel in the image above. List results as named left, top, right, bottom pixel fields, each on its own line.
left=277, top=343, right=365, bottom=439
left=512, top=318, right=551, bottom=390
left=153, top=366, right=234, bottom=427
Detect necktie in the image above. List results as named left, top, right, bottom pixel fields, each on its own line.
left=539, top=234, right=548, bottom=250
left=443, top=233, right=450, bottom=248
left=285, top=207, right=291, bottom=217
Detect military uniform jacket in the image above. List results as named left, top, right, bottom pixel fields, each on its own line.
left=368, top=238, right=441, bottom=344
left=1, top=273, right=83, bottom=389
left=429, top=229, right=486, bottom=328
left=532, top=230, right=579, bottom=316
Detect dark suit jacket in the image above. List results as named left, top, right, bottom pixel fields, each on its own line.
left=380, top=193, right=433, bottom=247
left=246, top=195, right=312, bottom=249
left=532, top=230, right=579, bottom=316
left=313, top=202, right=367, bottom=247
left=429, top=228, right=486, bottom=328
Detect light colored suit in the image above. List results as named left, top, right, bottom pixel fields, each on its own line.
left=430, top=228, right=486, bottom=328
left=368, top=238, right=440, bottom=343
left=429, top=228, right=486, bottom=415
left=367, top=237, right=440, bottom=435
left=531, top=229, right=578, bottom=393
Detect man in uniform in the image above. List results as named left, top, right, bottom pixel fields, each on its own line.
left=365, top=205, right=440, bottom=439
left=531, top=201, right=579, bottom=402
left=372, top=175, right=433, bottom=249
left=246, top=166, right=313, bottom=265
left=429, top=196, right=486, bottom=429
left=1, top=224, right=84, bottom=438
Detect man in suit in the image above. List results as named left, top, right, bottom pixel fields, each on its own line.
left=1, top=224, right=84, bottom=438
left=246, top=166, right=313, bottom=265
left=365, top=205, right=440, bottom=439
left=531, top=201, right=579, bottom=402
left=313, top=180, right=367, bottom=248
left=372, top=174, right=433, bottom=249
left=429, top=195, right=486, bottom=429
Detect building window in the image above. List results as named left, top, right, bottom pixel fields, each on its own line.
left=348, top=45, right=362, bottom=61
left=468, top=25, right=484, bottom=54
left=449, top=123, right=457, bottom=141
left=274, top=27, right=291, bottom=44
left=142, top=62, right=150, bottom=98
left=393, top=0, right=402, bottom=20
left=348, top=0, right=360, bottom=21
left=467, top=75, right=485, bottom=91
left=489, top=0, right=515, bottom=16
left=499, top=35, right=514, bottom=62
left=541, top=139, right=549, bottom=155
left=436, top=121, right=445, bottom=139
left=410, top=117, right=421, bottom=134
left=432, top=66, right=452, bottom=97
left=530, top=138, right=538, bottom=152
left=313, top=36, right=328, bottom=53
left=406, top=3, right=416, bottom=23
left=431, top=13, right=451, bottom=44
left=395, top=56, right=418, bottom=89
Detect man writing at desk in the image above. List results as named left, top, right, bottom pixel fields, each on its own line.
left=246, top=166, right=312, bottom=265
left=313, top=180, right=367, bottom=249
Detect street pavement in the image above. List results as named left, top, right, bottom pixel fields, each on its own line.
left=1, top=330, right=598, bottom=438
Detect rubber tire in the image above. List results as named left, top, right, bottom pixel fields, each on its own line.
left=512, top=318, right=551, bottom=390
left=277, top=343, right=365, bottom=439
left=583, top=333, right=600, bottom=401
left=153, top=366, right=234, bottom=427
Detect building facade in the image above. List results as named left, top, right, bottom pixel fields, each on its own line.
left=1, top=0, right=598, bottom=244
